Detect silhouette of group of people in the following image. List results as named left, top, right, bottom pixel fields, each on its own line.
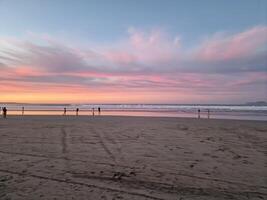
left=0, top=106, right=102, bottom=118
left=198, top=109, right=210, bottom=119
left=63, top=107, right=101, bottom=116
left=1, top=106, right=24, bottom=118
left=1, top=106, right=211, bottom=119
left=93, top=107, right=101, bottom=116
left=92, top=107, right=101, bottom=116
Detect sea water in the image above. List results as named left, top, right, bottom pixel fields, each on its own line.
left=1, top=103, right=267, bottom=121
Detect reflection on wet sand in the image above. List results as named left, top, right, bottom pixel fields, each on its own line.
left=6, top=109, right=267, bottom=121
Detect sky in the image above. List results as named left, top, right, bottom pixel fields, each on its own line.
left=0, top=0, right=266, bottom=104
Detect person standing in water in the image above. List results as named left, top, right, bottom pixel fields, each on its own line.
left=76, top=108, right=79, bottom=116
left=22, top=107, right=24, bottom=116
left=92, top=108, right=95, bottom=116
left=3, top=107, right=7, bottom=118
left=198, top=109, right=200, bottom=119
left=63, top=108, right=66, bottom=116
left=98, top=107, right=101, bottom=115
left=207, top=109, right=210, bottom=119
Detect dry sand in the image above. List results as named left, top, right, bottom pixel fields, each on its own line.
left=0, top=116, right=266, bottom=200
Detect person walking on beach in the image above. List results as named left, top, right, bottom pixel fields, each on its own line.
left=63, top=107, right=66, bottom=116
left=92, top=108, right=95, bottom=116
left=76, top=108, right=79, bottom=116
left=198, top=109, right=200, bottom=119
left=3, top=107, right=7, bottom=118
left=98, top=107, right=101, bottom=115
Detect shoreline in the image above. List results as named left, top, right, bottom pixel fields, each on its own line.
left=2, top=114, right=267, bottom=122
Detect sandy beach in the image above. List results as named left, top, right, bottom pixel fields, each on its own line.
left=0, top=115, right=266, bottom=200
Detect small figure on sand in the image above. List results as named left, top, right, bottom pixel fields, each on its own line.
left=92, top=108, right=95, bottom=116
left=76, top=108, right=79, bottom=116
left=2, top=107, right=7, bottom=118
left=22, top=107, right=24, bottom=116
left=207, top=109, right=210, bottom=119
left=98, top=107, right=101, bottom=115
left=198, top=109, right=200, bottom=119
left=63, top=107, right=66, bottom=116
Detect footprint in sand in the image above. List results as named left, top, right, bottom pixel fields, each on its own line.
left=129, top=171, right=136, bottom=176
left=112, top=172, right=126, bottom=180
left=0, top=175, right=12, bottom=182
left=203, top=153, right=210, bottom=157
left=233, top=155, right=242, bottom=159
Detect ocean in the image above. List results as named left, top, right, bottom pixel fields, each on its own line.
left=1, top=103, right=267, bottom=121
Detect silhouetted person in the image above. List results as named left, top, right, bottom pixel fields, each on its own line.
left=207, top=109, right=210, bottom=119
left=92, top=108, right=95, bottom=116
left=76, top=108, right=79, bottom=116
left=198, top=109, right=200, bottom=119
left=22, top=107, right=24, bottom=116
left=98, top=107, right=101, bottom=115
left=63, top=108, right=66, bottom=116
left=3, top=107, right=7, bottom=118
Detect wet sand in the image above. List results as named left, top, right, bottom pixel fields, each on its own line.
left=0, top=116, right=266, bottom=200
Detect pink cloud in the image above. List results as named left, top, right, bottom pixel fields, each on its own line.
left=103, top=28, right=181, bottom=65
left=105, top=51, right=136, bottom=65
left=196, top=26, right=267, bottom=61
left=226, top=72, right=267, bottom=88
left=128, top=28, right=180, bottom=63
left=14, top=66, right=47, bottom=77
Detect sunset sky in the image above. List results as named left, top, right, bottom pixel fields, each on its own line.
left=0, top=0, right=266, bottom=104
